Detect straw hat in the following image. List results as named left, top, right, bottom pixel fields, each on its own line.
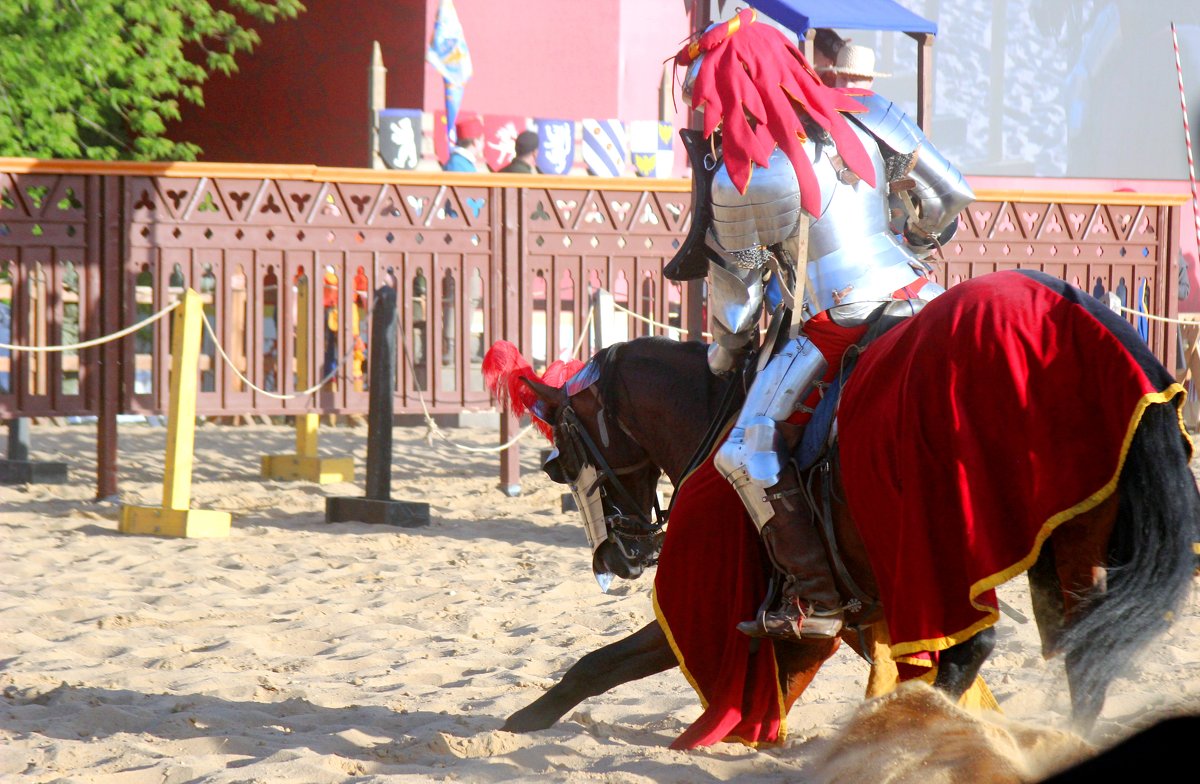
left=820, top=44, right=891, bottom=79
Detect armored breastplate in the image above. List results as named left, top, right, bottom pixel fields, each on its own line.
left=805, top=122, right=920, bottom=315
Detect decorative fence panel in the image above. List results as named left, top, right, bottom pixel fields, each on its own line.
left=0, top=161, right=1185, bottom=426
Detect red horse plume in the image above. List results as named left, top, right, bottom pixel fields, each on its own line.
left=483, top=340, right=586, bottom=440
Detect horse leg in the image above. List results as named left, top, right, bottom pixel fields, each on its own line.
left=1049, top=497, right=1118, bottom=731
left=775, top=637, right=841, bottom=711
left=1027, top=544, right=1066, bottom=657
left=932, top=627, right=996, bottom=700
left=502, top=620, right=678, bottom=733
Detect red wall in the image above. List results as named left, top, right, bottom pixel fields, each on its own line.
left=170, top=1, right=428, bottom=167
left=169, top=0, right=693, bottom=168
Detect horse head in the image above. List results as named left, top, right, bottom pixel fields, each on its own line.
left=484, top=341, right=666, bottom=588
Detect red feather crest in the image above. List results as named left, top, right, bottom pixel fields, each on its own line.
left=674, top=9, right=875, bottom=215
left=482, top=340, right=586, bottom=440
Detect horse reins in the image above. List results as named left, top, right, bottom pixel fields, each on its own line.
left=559, top=396, right=665, bottom=535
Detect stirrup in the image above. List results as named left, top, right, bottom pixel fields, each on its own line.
left=736, top=601, right=843, bottom=641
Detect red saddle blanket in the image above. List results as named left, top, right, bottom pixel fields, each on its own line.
left=652, top=446, right=785, bottom=749
left=838, top=269, right=1185, bottom=659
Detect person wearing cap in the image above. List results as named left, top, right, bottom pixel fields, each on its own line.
left=664, top=9, right=974, bottom=642
left=500, top=130, right=539, bottom=174
left=818, top=42, right=891, bottom=89
left=444, top=116, right=483, bottom=172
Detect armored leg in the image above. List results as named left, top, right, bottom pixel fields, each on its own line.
left=714, top=336, right=844, bottom=639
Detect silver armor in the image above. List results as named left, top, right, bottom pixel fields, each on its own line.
left=707, top=98, right=974, bottom=518
left=714, top=336, right=827, bottom=529
left=849, top=93, right=975, bottom=244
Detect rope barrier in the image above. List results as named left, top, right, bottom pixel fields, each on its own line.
left=609, top=300, right=703, bottom=337
left=1113, top=303, right=1197, bottom=325
left=200, top=314, right=357, bottom=400
left=0, top=300, right=179, bottom=352
left=404, top=304, right=598, bottom=454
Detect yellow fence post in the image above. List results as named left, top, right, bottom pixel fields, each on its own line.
left=120, top=289, right=232, bottom=537
left=261, top=273, right=354, bottom=484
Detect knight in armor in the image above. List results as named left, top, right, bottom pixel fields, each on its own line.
left=664, top=10, right=975, bottom=641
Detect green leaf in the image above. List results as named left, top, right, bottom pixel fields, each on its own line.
left=0, top=0, right=306, bottom=161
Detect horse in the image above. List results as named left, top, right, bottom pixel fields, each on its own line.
left=487, top=269, right=1199, bottom=748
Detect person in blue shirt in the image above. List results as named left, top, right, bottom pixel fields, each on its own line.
left=444, top=116, right=483, bottom=172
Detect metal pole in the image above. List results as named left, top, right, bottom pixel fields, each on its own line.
left=7, top=418, right=28, bottom=462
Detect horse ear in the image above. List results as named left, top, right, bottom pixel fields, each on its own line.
left=521, top=376, right=567, bottom=410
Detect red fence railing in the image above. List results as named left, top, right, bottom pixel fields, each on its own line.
left=0, top=159, right=1184, bottom=494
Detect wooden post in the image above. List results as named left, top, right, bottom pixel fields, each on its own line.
left=261, top=274, right=354, bottom=483
left=592, top=288, right=617, bottom=349
left=497, top=185, right=523, bottom=496
left=326, top=283, right=430, bottom=526
left=369, top=40, right=387, bottom=170
left=910, top=32, right=935, bottom=135
left=120, top=289, right=231, bottom=537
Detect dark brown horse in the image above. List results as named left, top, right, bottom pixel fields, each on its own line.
left=492, top=271, right=1199, bottom=743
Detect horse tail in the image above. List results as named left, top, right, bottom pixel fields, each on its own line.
left=1059, top=398, right=1198, bottom=715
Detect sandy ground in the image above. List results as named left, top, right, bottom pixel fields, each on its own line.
left=1, top=420, right=1198, bottom=783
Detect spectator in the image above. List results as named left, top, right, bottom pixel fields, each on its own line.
left=444, top=116, right=483, bottom=172
left=500, top=130, right=539, bottom=173
left=812, top=28, right=848, bottom=87
left=819, top=43, right=890, bottom=90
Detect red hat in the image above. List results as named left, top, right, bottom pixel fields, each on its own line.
left=455, top=115, right=483, bottom=141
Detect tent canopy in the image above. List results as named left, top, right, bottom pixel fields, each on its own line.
left=744, top=0, right=937, bottom=36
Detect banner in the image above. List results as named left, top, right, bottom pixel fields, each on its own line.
left=426, top=0, right=473, bottom=147
left=378, top=109, right=422, bottom=170
left=536, top=119, right=575, bottom=175
left=581, top=119, right=627, bottom=177
left=482, top=115, right=528, bottom=172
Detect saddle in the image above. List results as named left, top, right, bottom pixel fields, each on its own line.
left=793, top=296, right=928, bottom=472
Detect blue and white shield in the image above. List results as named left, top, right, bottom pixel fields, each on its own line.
left=536, top=119, right=575, bottom=175
left=378, top=109, right=423, bottom=170
left=582, top=119, right=627, bottom=177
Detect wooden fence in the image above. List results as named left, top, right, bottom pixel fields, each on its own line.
left=0, top=159, right=1185, bottom=494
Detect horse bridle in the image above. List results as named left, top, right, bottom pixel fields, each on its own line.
left=545, top=386, right=666, bottom=563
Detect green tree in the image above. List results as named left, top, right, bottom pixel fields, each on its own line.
left=0, top=0, right=305, bottom=161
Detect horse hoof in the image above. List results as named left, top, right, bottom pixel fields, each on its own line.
left=501, top=711, right=552, bottom=734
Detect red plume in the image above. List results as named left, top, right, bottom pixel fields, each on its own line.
left=483, top=341, right=587, bottom=441
left=675, top=8, right=875, bottom=215
left=483, top=340, right=539, bottom=419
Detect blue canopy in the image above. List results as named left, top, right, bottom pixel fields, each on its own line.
left=745, top=0, right=937, bottom=36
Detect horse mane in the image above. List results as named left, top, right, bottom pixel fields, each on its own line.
left=596, top=337, right=723, bottom=425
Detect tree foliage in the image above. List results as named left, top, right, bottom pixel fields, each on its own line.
left=0, top=0, right=305, bottom=161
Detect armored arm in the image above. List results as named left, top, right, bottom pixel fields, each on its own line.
left=849, top=93, right=975, bottom=253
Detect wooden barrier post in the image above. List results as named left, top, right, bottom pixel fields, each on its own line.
left=592, top=288, right=617, bottom=349
left=120, top=289, right=231, bottom=537
left=261, top=276, right=354, bottom=483
left=326, top=283, right=430, bottom=526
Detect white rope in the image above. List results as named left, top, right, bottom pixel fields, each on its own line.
left=405, top=303, right=598, bottom=454
left=200, top=314, right=358, bottom=400
left=393, top=319, right=535, bottom=453
left=610, top=300, right=707, bottom=338
left=572, top=306, right=596, bottom=357
left=1113, top=303, right=1198, bottom=325
left=0, top=300, right=179, bottom=352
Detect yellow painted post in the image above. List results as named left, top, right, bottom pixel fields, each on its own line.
left=120, top=289, right=231, bottom=537
left=261, top=271, right=354, bottom=483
